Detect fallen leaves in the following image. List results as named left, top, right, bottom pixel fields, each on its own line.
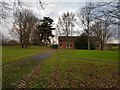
left=15, top=55, right=119, bottom=88
left=17, top=64, right=41, bottom=88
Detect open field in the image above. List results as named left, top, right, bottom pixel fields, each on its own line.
left=16, top=49, right=119, bottom=88
left=2, top=46, right=51, bottom=64
left=2, top=47, right=119, bottom=88
left=2, top=46, right=52, bottom=88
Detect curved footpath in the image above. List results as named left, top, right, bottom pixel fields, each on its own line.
left=3, top=50, right=55, bottom=67
left=2, top=49, right=56, bottom=88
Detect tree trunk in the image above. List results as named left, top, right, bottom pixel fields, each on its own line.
left=100, top=41, right=104, bottom=50
left=20, top=35, right=24, bottom=48
left=87, top=25, right=90, bottom=50
left=66, top=34, right=69, bottom=48
left=87, top=20, right=91, bottom=50
left=21, top=43, right=24, bottom=48
left=19, top=22, right=23, bottom=48
left=88, top=35, right=90, bottom=50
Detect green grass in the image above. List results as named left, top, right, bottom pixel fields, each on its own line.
left=21, top=49, right=119, bottom=88
left=2, top=46, right=51, bottom=64
left=2, top=46, right=52, bottom=88
left=2, top=48, right=119, bottom=88
left=58, top=49, right=119, bottom=62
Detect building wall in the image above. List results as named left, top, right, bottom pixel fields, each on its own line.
left=59, top=40, right=66, bottom=48
left=59, top=37, right=76, bottom=49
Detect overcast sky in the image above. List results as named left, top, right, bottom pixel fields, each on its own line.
left=0, top=0, right=112, bottom=34
left=0, top=1, right=86, bottom=37
left=0, top=0, right=119, bottom=43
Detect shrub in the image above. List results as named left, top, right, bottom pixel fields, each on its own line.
left=74, top=34, right=96, bottom=50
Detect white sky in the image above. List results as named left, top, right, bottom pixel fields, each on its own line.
left=0, top=1, right=85, bottom=37
left=0, top=0, right=119, bottom=43
left=3, top=0, right=112, bottom=2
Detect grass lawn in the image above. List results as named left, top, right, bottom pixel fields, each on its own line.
left=2, top=46, right=51, bottom=64
left=2, top=46, right=52, bottom=88
left=58, top=49, right=119, bottom=62
left=2, top=47, right=119, bottom=88
left=20, top=49, right=119, bottom=88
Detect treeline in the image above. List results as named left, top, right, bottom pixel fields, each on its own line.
left=10, top=9, right=55, bottom=48
left=0, top=0, right=54, bottom=48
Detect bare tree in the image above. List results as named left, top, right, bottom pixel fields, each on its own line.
left=0, top=0, right=12, bottom=23
left=56, top=12, right=76, bottom=48
left=0, top=0, right=45, bottom=22
left=57, top=12, right=75, bottom=36
left=10, top=9, right=38, bottom=48
left=91, top=16, right=113, bottom=50
left=106, top=0, right=120, bottom=25
left=77, top=2, right=111, bottom=50
left=78, top=2, right=97, bottom=50
left=106, top=0, right=120, bottom=38
left=90, top=0, right=119, bottom=50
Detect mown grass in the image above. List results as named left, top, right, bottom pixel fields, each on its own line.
left=22, top=49, right=119, bottom=88
left=2, top=46, right=52, bottom=88
left=2, top=48, right=119, bottom=88
left=58, top=49, right=119, bottom=62
left=2, top=46, right=50, bottom=64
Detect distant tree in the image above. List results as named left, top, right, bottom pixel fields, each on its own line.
left=10, top=9, right=38, bottom=48
left=37, top=17, right=55, bottom=46
left=90, top=18, right=113, bottom=50
left=78, top=2, right=97, bottom=50
left=57, top=12, right=76, bottom=48
left=87, top=1, right=114, bottom=50
left=30, top=22, right=41, bottom=46
left=57, top=12, right=76, bottom=36
left=77, top=2, right=111, bottom=50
